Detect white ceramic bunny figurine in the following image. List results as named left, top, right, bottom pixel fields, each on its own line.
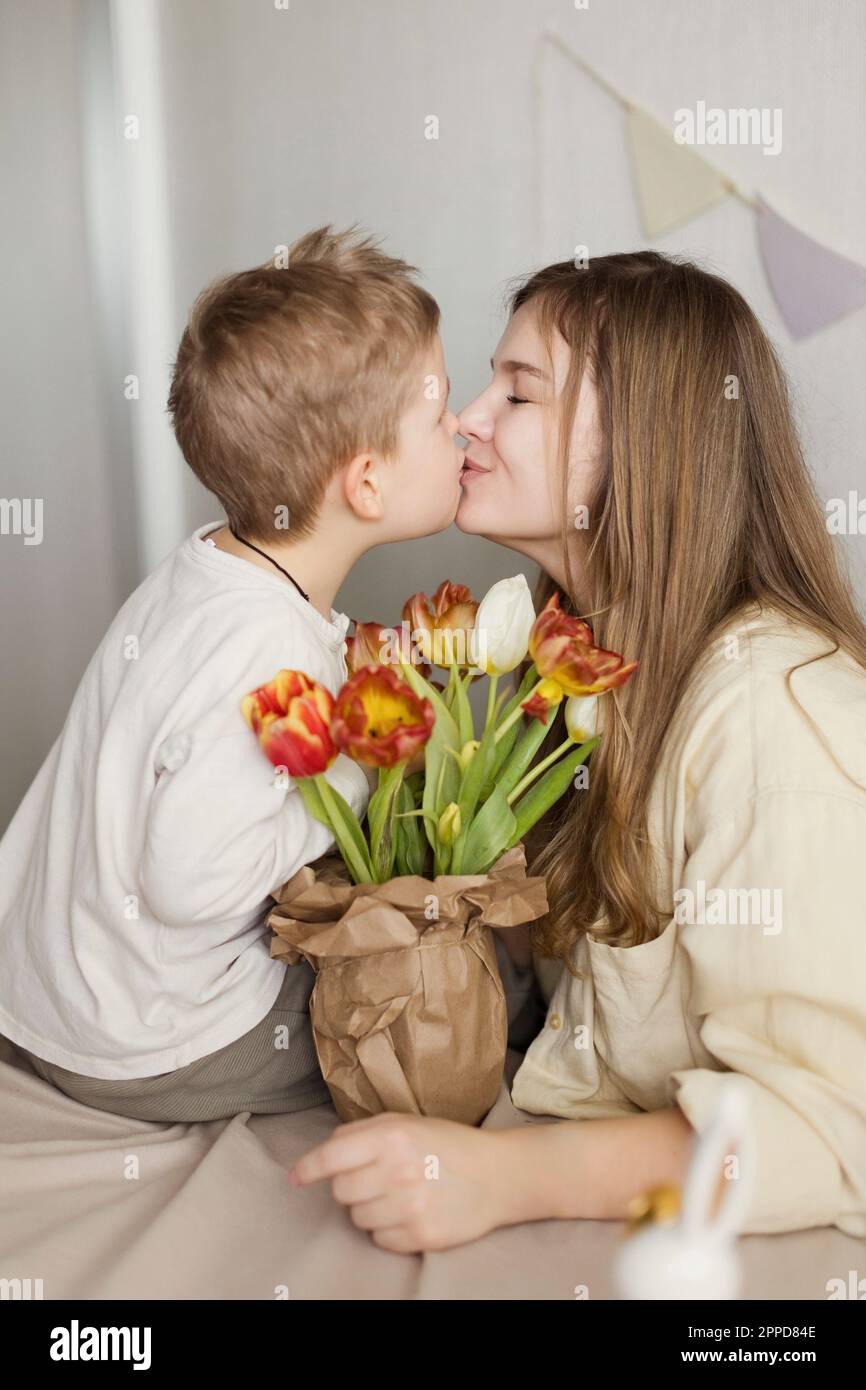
left=614, top=1078, right=752, bottom=1300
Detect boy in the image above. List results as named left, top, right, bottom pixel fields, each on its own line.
left=0, top=226, right=465, bottom=1121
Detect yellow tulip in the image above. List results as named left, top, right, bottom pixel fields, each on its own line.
left=437, top=802, right=462, bottom=847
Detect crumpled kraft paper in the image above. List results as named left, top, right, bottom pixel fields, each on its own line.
left=267, top=842, right=548, bottom=1125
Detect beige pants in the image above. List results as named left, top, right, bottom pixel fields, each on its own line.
left=5, top=961, right=330, bottom=1123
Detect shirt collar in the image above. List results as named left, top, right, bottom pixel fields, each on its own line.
left=189, top=522, right=351, bottom=650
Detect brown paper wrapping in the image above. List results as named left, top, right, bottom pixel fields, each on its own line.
left=266, top=842, right=548, bottom=1125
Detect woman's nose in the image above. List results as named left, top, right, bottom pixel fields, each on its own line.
left=456, top=393, right=493, bottom=442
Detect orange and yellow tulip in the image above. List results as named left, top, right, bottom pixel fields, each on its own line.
left=527, top=594, right=639, bottom=697
left=521, top=677, right=566, bottom=725
left=402, top=580, right=479, bottom=670
left=345, top=621, right=389, bottom=676
left=331, top=664, right=435, bottom=768
left=346, top=619, right=433, bottom=682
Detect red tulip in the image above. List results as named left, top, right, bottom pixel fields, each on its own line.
left=241, top=669, right=317, bottom=734
left=242, top=670, right=337, bottom=777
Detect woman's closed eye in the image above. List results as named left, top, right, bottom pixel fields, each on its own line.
left=506, top=393, right=531, bottom=406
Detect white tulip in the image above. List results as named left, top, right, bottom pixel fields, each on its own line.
left=472, top=574, right=537, bottom=675
left=564, top=694, right=600, bottom=743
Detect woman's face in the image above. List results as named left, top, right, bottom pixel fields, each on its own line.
left=456, top=301, right=603, bottom=587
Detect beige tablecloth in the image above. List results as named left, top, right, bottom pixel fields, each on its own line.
left=1, top=1037, right=861, bottom=1300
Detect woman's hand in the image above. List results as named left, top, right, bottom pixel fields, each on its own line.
left=289, top=1107, right=698, bottom=1251
left=288, top=1112, right=523, bottom=1252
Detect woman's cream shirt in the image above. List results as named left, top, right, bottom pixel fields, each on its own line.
left=512, top=604, right=866, bottom=1236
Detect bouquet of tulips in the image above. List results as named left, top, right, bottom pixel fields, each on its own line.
left=243, top=576, right=638, bottom=884
left=243, top=575, right=637, bottom=1124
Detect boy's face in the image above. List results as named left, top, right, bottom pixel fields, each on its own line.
left=382, top=333, right=465, bottom=538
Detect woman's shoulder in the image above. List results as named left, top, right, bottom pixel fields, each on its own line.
left=660, top=602, right=866, bottom=823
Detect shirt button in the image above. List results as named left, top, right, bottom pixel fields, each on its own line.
left=548, top=1012, right=562, bottom=1030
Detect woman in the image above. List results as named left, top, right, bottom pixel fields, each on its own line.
left=290, top=251, right=866, bottom=1250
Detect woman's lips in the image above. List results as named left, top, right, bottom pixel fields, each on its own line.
left=460, top=456, right=490, bottom=480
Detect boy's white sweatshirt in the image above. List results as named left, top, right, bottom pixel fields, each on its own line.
left=0, top=522, right=370, bottom=1079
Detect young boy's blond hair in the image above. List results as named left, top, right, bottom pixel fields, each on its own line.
left=168, top=226, right=440, bottom=541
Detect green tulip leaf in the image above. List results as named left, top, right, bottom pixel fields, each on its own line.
left=508, top=736, right=600, bottom=847
left=460, top=783, right=517, bottom=876
left=394, top=778, right=428, bottom=876
left=497, top=715, right=560, bottom=798
left=368, top=763, right=405, bottom=881
left=306, top=775, right=375, bottom=883
left=399, top=661, right=461, bottom=854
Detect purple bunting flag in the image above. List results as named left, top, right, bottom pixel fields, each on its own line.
left=756, top=196, right=866, bottom=340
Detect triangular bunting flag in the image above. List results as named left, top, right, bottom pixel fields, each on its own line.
left=756, top=197, right=866, bottom=340
left=625, top=106, right=730, bottom=238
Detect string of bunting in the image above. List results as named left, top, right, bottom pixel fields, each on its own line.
left=534, top=29, right=866, bottom=341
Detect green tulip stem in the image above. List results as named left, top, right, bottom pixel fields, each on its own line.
left=313, top=774, right=374, bottom=883
left=506, top=736, right=573, bottom=805
left=494, top=677, right=546, bottom=744
left=443, top=665, right=456, bottom=708
left=485, top=673, right=500, bottom=730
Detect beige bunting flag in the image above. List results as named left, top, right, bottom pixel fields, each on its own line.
left=625, top=105, right=731, bottom=239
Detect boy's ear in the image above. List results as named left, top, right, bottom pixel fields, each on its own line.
left=342, top=451, right=385, bottom=521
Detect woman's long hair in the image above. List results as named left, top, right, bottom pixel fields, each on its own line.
left=512, top=252, right=866, bottom=961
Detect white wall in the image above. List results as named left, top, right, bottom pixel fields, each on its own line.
left=3, top=0, right=865, bottom=828
left=0, top=0, right=137, bottom=830
left=156, top=0, right=866, bottom=617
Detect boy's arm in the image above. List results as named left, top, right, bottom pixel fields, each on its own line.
left=139, top=730, right=370, bottom=926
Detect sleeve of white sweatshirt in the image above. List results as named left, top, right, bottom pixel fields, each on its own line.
left=139, top=725, right=370, bottom=926
left=667, top=788, right=866, bottom=1237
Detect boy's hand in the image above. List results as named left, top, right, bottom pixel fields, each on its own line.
left=289, top=1113, right=519, bottom=1252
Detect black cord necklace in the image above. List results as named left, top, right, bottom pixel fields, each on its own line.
left=228, top=526, right=311, bottom=603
